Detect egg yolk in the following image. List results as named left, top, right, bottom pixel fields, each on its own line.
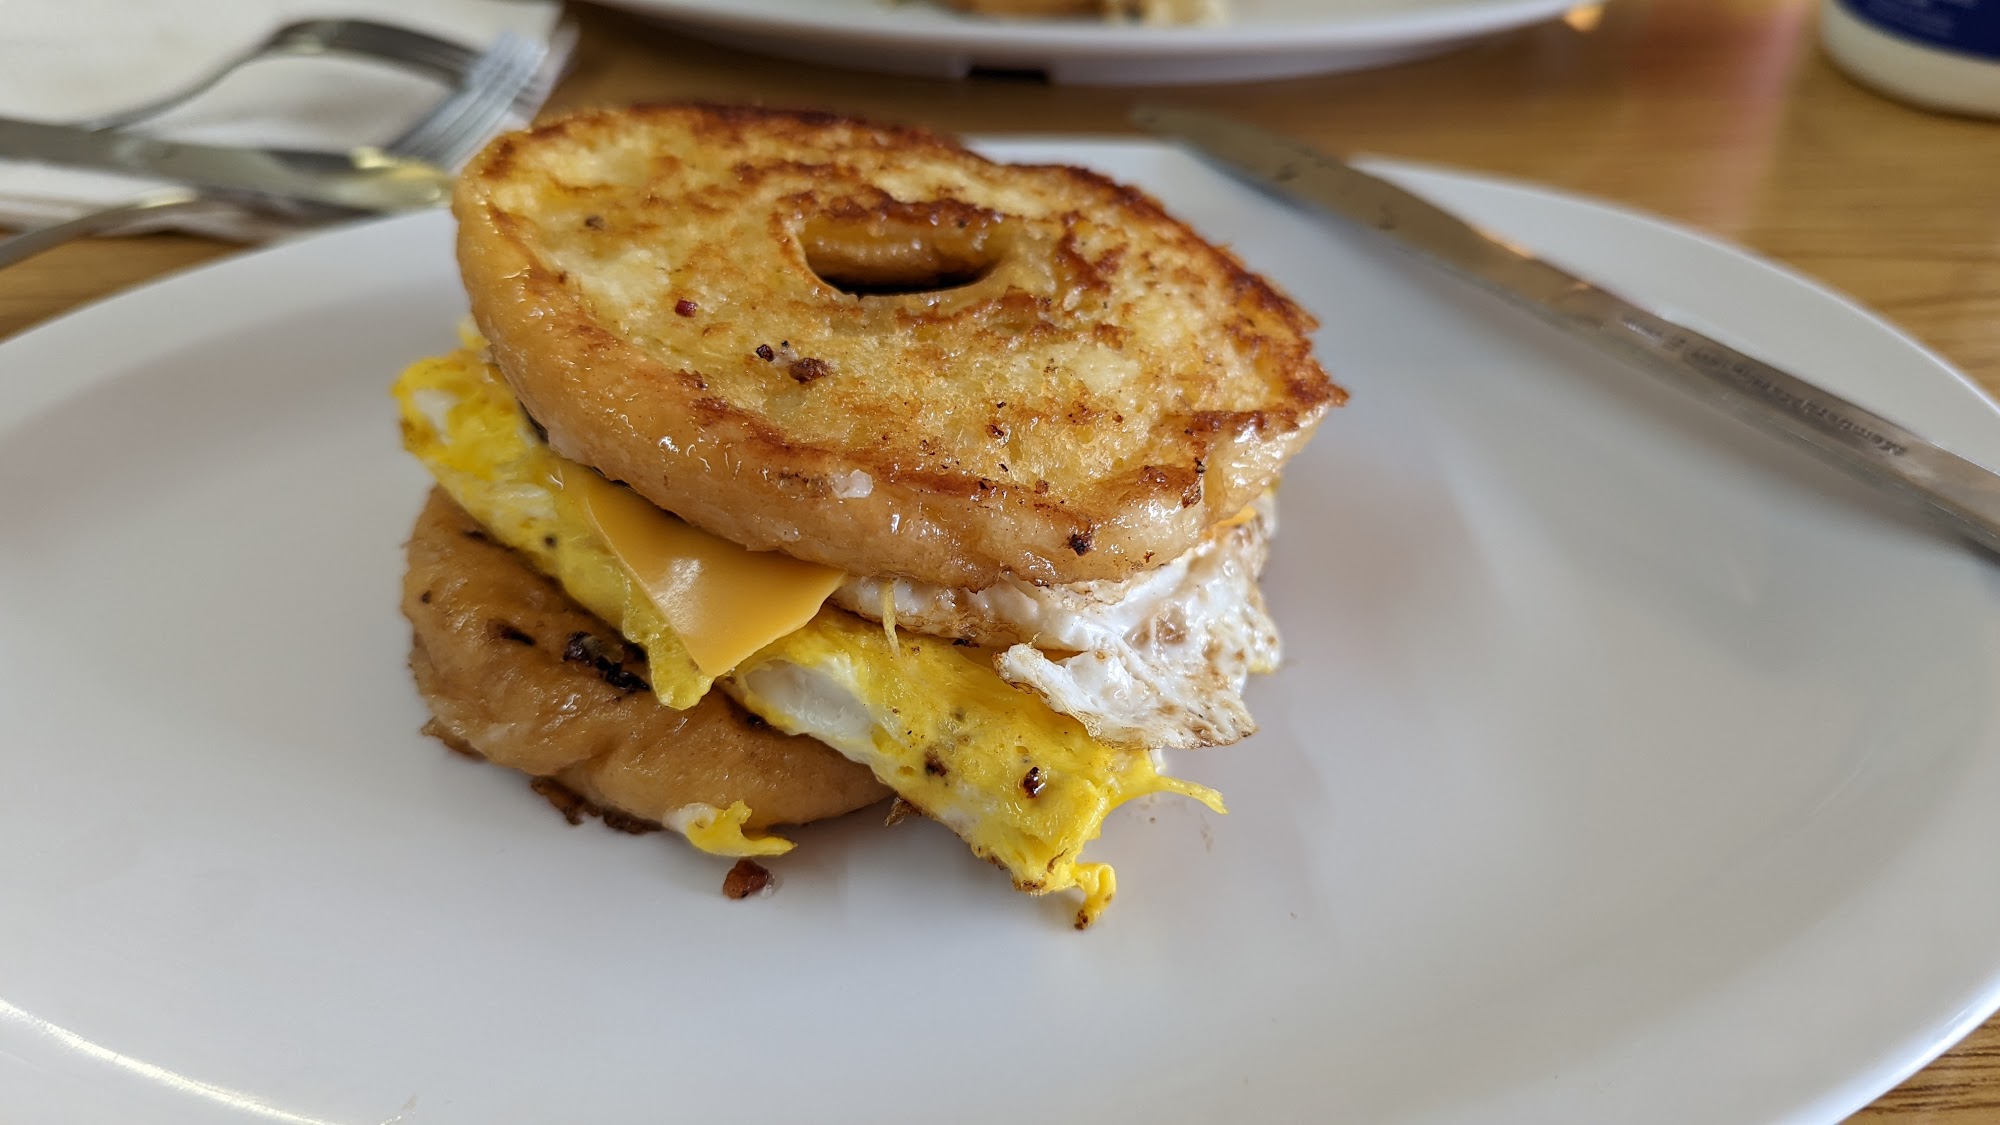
left=394, top=346, right=1225, bottom=923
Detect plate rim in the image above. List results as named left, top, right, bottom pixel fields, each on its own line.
left=600, top=0, right=1581, bottom=54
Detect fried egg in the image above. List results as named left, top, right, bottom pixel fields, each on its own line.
left=395, top=348, right=716, bottom=710
left=727, top=609, right=1225, bottom=927
left=830, top=495, right=1280, bottom=750
left=395, top=347, right=1224, bottom=924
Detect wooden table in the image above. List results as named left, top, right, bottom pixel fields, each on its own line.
left=3, top=1, right=1996, bottom=1117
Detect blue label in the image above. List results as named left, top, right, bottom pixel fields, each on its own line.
left=1838, top=0, right=2000, bottom=57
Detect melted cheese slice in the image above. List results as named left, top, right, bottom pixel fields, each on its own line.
left=397, top=349, right=711, bottom=708
left=557, top=463, right=846, bottom=678
left=395, top=347, right=848, bottom=705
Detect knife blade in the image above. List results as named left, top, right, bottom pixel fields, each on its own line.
left=0, top=117, right=450, bottom=214
left=1132, top=104, right=2000, bottom=561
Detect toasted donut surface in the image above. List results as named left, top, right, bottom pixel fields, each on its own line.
left=403, top=488, right=889, bottom=829
left=455, top=103, right=1341, bottom=588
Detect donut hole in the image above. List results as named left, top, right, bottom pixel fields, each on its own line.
left=802, top=207, right=1008, bottom=298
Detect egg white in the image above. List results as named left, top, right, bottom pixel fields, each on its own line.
left=829, top=493, right=1280, bottom=750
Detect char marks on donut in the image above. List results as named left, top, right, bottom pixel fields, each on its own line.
left=402, top=488, right=890, bottom=830
left=454, top=103, right=1342, bottom=587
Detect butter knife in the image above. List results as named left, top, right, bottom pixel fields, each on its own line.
left=1133, top=104, right=2000, bottom=560
left=0, top=117, right=449, bottom=213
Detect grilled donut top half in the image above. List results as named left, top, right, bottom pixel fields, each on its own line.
left=455, top=103, right=1342, bottom=589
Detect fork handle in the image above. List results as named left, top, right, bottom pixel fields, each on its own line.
left=0, top=190, right=207, bottom=271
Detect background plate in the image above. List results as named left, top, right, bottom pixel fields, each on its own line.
left=1, top=140, right=1998, bottom=1124
left=597, top=0, right=1579, bottom=84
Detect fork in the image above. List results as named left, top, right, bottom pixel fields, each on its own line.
left=377, top=30, right=549, bottom=171
left=0, top=30, right=554, bottom=271
left=78, top=18, right=481, bottom=133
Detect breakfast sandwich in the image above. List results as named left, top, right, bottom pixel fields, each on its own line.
left=394, top=103, right=1342, bottom=926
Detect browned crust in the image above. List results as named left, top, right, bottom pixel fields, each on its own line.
left=721, top=859, right=773, bottom=899
left=524, top=775, right=663, bottom=834
left=454, top=103, right=1343, bottom=587
left=402, top=488, right=889, bottom=829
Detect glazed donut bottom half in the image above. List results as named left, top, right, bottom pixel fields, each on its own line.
left=401, top=488, right=891, bottom=841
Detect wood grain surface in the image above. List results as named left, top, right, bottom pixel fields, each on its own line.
left=3, top=1, right=1997, bottom=1118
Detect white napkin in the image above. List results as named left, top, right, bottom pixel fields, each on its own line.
left=0, top=0, right=570, bottom=240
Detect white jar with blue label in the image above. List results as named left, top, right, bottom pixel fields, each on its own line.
left=1823, top=0, right=2000, bottom=117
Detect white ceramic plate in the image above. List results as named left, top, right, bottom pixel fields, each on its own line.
left=2, top=140, right=1998, bottom=1124
left=601, top=0, right=1579, bottom=84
